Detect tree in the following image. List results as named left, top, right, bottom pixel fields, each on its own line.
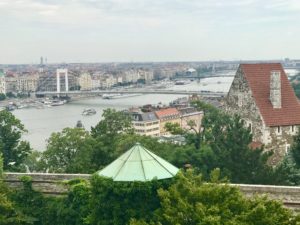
left=0, top=154, right=34, bottom=225
left=41, top=127, right=97, bottom=173
left=0, top=93, right=6, bottom=101
left=88, top=175, right=172, bottom=225
left=291, top=131, right=300, bottom=167
left=5, top=92, right=16, bottom=98
left=0, top=110, right=31, bottom=171
left=166, top=101, right=274, bottom=184
left=91, top=108, right=134, bottom=141
left=132, top=170, right=300, bottom=225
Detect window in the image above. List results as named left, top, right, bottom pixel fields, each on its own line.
left=238, top=93, right=243, bottom=107
left=286, top=144, right=291, bottom=153
left=276, top=126, right=281, bottom=135
left=248, top=122, right=252, bottom=133
left=291, top=125, right=295, bottom=134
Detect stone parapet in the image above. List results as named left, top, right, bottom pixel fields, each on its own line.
left=3, top=173, right=300, bottom=211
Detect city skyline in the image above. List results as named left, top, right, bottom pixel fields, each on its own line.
left=0, top=0, right=300, bottom=64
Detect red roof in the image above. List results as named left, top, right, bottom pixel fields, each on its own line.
left=155, top=108, right=180, bottom=119
left=249, top=141, right=263, bottom=149
left=240, top=63, right=300, bottom=126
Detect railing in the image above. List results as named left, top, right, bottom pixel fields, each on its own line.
left=35, top=90, right=227, bottom=97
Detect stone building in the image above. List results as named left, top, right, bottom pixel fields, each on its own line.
left=226, top=63, right=300, bottom=163
left=130, top=111, right=160, bottom=137
left=16, top=73, right=39, bottom=92
left=155, top=108, right=181, bottom=136
left=79, top=73, right=92, bottom=90
left=0, top=69, right=6, bottom=94
left=5, top=75, right=17, bottom=93
left=178, top=107, right=203, bottom=132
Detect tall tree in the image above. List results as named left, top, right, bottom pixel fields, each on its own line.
left=0, top=110, right=31, bottom=171
left=41, top=127, right=97, bottom=173
left=91, top=108, right=134, bottom=141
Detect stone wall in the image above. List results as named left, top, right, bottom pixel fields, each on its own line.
left=225, top=67, right=265, bottom=143
left=3, top=173, right=300, bottom=211
left=265, top=125, right=299, bottom=164
left=2, top=172, right=91, bottom=195
left=225, top=67, right=299, bottom=164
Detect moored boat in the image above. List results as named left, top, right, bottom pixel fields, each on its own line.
left=51, top=100, right=65, bottom=106
left=82, top=108, right=96, bottom=116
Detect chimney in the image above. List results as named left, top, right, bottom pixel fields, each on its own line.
left=270, top=70, right=281, bottom=108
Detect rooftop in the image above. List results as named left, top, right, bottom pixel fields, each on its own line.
left=155, top=108, right=180, bottom=119
left=97, top=143, right=179, bottom=181
left=240, top=63, right=300, bottom=126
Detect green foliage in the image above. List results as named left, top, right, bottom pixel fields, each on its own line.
left=41, top=127, right=97, bottom=173
left=3, top=170, right=300, bottom=225
left=164, top=122, right=185, bottom=135
left=137, top=170, right=300, bottom=225
left=5, top=92, right=16, bottom=98
left=0, top=158, right=35, bottom=225
left=23, top=151, right=43, bottom=173
left=87, top=175, right=173, bottom=225
left=91, top=108, right=134, bottom=140
left=291, top=131, right=300, bottom=167
left=0, top=110, right=31, bottom=171
left=9, top=176, right=91, bottom=225
left=0, top=93, right=6, bottom=101
left=292, top=80, right=300, bottom=99
left=0, top=153, right=3, bottom=177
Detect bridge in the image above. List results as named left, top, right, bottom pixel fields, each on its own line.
left=35, top=90, right=227, bottom=98
left=3, top=173, right=300, bottom=212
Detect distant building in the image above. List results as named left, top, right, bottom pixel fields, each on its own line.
left=99, top=74, right=117, bottom=89
left=130, top=111, right=160, bottom=137
left=5, top=74, right=17, bottom=93
left=79, top=73, right=92, bottom=90
left=91, top=77, right=101, bottom=90
left=226, top=63, right=300, bottom=164
left=155, top=108, right=181, bottom=135
left=178, top=107, right=203, bottom=132
left=138, top=69, right=154, bottom=84
left=0, top=69, right=6, bottom=94
left=17, top=73, right=39, bottom=92
left=37, top=70, right=78, bottom=92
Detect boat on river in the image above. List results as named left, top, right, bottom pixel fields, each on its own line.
left=82, top=108, right=96, bottom=116
left=51, top=100, right=65, bottom=106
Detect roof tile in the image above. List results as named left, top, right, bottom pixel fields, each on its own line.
left=240, top=63, right=300, bottom=126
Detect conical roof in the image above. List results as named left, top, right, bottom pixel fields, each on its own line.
left=97, top=142, right=179, bottom=181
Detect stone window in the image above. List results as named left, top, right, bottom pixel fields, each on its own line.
left=276, top=126, right=282, bottom=135
left=286, top=144, right=291, bottom=153
left=248, top=122, right=252, bottom=133
left=291, top=125, right=296, bottom=134
left=238, top=93, right=243, bottom=107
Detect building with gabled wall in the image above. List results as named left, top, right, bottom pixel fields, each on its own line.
left=155, top=108, right=181, bottom=136
left=178, top=107, right=203, bottom=132
left=226, top=63, right=300, bottom=164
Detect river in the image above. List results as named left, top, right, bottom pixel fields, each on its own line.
left=12, top=76, right=234, bottom=151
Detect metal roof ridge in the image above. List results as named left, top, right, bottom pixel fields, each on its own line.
left=143, top=146, right=177, bottom=177
left=113, top=146, right=135, bottom=180
left=138, top=145, right=147, bottom=180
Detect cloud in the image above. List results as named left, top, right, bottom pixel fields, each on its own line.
left=0, top=0, right=299, bottom=63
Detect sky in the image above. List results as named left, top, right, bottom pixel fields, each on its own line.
left=0, top=0, right=299, bottom=64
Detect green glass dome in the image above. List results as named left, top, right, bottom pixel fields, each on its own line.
left=97, top=142, right=179, bottom=181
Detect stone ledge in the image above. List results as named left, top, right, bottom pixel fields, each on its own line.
left=3, top=173, right=300, bottom=211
